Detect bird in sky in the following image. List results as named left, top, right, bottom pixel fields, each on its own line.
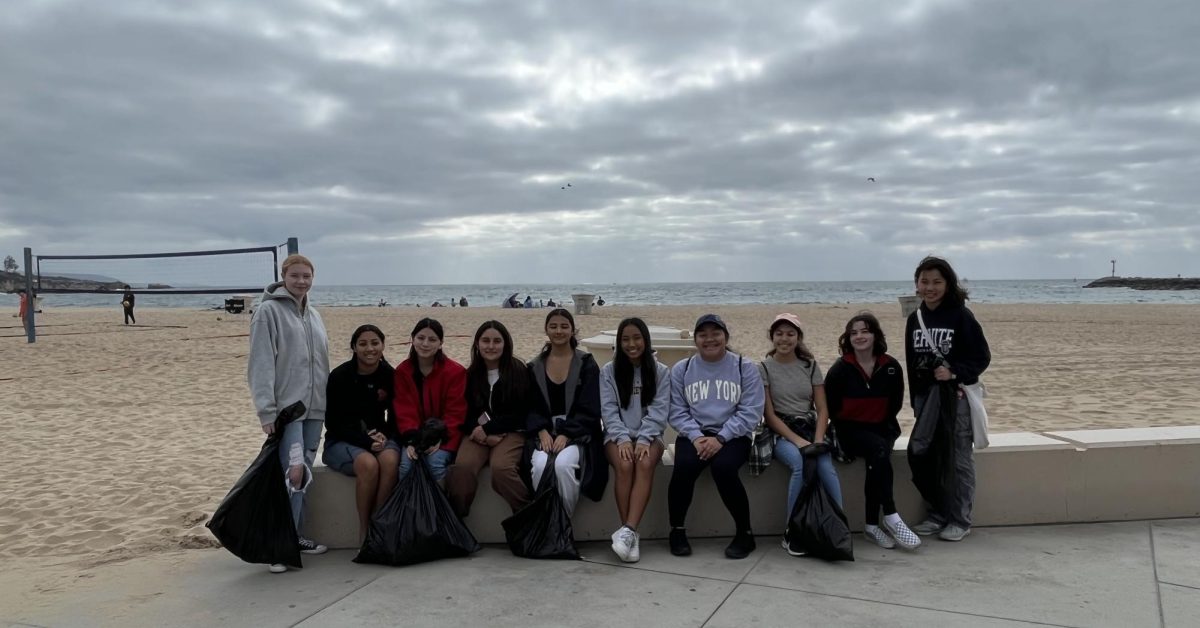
left=867, top=177, right=876, bottom=182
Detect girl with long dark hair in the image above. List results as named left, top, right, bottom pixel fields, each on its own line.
left=445, top=320, right=532, bottom=516
left=525, top=308, right=607, bottom=516
left=600, top=317, right=670, bottom=562
left=322, top=324, right=400, bottom=542
left=393, top=317, right=467, bottom=482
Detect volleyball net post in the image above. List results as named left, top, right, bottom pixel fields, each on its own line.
left=24, top=247, right=36, bottom=344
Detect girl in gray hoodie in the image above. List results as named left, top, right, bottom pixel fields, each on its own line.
left=600, top=317, right=670, bottom=563
left=247, top=254, right=330, bottom=572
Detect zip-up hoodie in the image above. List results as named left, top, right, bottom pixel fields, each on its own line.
left=600, top=358, right=670, bottom=444
left=904, top=302, right=991, bottom=406
left=247, top=281, right=329, bottom=426
left=669, top=352, right=764, bottom=443
left=825, top=353, right=904, bottom=432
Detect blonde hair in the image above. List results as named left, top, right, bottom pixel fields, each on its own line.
left=281, top=254, right=314, bottom=276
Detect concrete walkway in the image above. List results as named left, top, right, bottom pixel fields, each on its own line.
left=3, top=519, right=1198, bottom=627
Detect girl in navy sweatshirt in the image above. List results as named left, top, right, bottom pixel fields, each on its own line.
left=904, top=256, right=991, bottom=542
left=825, top=312, right=918, bottom=550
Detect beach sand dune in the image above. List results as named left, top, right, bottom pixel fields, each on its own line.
left=1, top=303, right=1197, bottom=563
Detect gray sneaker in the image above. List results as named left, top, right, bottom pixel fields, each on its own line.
left=863, top=525, right=896, bottom=550
left=911, top=519, right=946, bottom=536
left=880, top=518, right=921, bottom=550
left=938, top=524, right=971, bottom=542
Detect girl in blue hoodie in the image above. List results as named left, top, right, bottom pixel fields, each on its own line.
left=600, top=317, right=670, bottom=563
left=667, top=314, right=764, bottom=560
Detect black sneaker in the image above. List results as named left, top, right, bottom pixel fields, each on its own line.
left=725, top=531, right=756, bottom=559
left=669, top=528, right=692, bottom=556
left=298, top=537, right=327, bottom=555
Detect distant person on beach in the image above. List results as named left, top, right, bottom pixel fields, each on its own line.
left=667, top=313, right=763, bottom=560
left=825, top=312, right=918, bottom=550
left=322, top=324, right=400, bottom=542
left=596, top=296, right=605, bottom=306
left=121, top=285, right=136, bottom=325
left=600, top=317, right=669, bottom=563
left=17, top=288, right=28, bottom=323
left=445, top=321, right=532, bottom=517
left=905, top=256, right=991, bottom=542
left=247, top=254, right=330, bottom=572
left=393, top=318, right=467, bottom=482
left=526, top=308, right=607, bottom=516
left=546, top=298, right=556, bottom=308
left=759, top=313, right=844, bottom=555
left=459, top=296, right=468, bottom=307
left=524, top=295, right=533, bottom=308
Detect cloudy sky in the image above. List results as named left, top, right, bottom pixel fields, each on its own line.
left=2, top=0, right=1198, bottom=285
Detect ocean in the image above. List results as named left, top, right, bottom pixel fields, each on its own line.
left=5, top=279, right=1200, bottom=310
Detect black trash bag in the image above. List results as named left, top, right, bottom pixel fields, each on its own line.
left=207, top=401, right=308, bottom=568
left=784, top=444, right=854, bottom=561
left=908, top=386, right=944, bottom=456
left=354, top=452, right=481, bottom=566
left=418, top=417, right=448, bottom=451
left=501, top=453, right=580, bottom=560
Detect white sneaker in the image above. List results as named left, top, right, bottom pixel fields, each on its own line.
left=627, top=530, right=641, bottom=563
left=268, top=563, right=287, bottom=574
left=881, top=517, right=921, bottom=550
left=863, top=525, right=896, bottom=550
left=610, top=526, right=633, bottom=562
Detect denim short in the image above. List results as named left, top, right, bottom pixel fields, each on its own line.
left=322, top=439, right=401, bottom=476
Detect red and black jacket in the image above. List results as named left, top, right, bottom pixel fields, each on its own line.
left=824, top=352, right=904, bottom=433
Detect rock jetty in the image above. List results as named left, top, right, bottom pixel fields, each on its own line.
left=1084, top=276, right=1200, bottom=290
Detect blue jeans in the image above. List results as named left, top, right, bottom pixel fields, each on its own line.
left=775, top=437, right=843, bottom=519
left=399, top=448, right=453, bottom=482
left=278, top=419, right=323, bottom=533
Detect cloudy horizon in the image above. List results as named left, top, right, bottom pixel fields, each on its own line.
left=2, top=0, right=1198, bottom=285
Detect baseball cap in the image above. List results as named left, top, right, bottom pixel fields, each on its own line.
left=771, top=313, right=803, bottom=333
left=694, top=313, right=729, bottom=335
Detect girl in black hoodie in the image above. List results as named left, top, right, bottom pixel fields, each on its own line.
left=904, top=256, right=991, bottom=542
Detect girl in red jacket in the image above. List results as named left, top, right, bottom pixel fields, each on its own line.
left=393, top=318, right=467, bottom=482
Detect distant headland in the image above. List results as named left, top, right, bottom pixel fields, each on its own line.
left=1084, top=276, right=1200, bottom=290
left=1, top=270, right=126, bottom=293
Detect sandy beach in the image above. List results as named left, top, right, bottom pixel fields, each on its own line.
left=2, top=301, right=1198, bottom=566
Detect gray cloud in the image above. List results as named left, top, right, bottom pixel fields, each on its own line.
left=2, top=0, right=1199, bottom=284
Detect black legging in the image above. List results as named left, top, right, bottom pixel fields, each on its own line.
left=668, top=435, right=752, bottom=531
left=835, top=421, right=897, bottom=525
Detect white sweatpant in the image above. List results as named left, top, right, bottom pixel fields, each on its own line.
left=530, top=444, right=582, bottom=515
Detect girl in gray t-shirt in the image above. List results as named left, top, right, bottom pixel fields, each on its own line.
left=760, top=314, right=843, bottom=554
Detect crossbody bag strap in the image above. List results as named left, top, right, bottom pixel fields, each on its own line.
left=916, top=307, right=947, bottom=362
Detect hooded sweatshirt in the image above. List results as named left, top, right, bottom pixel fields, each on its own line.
left=904, top=301, right=991, bottom=406
left=600, top=358, right=671, bottom=444
left=668, top=352, right=764, bottom=443
left=247, top=281, right=330, bottom=426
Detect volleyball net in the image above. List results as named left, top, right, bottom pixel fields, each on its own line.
left=34, top=243, right=289, bottom=295
left=14, top=238, right=297, bottom=343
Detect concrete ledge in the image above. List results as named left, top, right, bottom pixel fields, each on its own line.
left=304, top=428, right=1200, bottom=550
